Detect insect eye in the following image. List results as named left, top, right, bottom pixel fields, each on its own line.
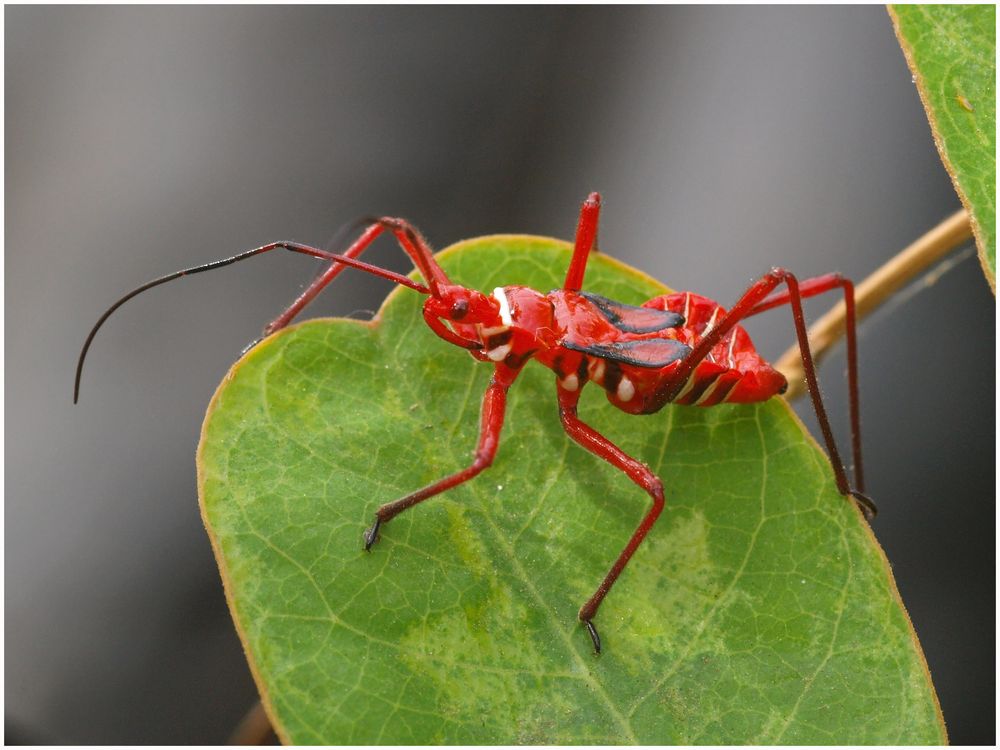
left=450, top=299, right=469, bottom=319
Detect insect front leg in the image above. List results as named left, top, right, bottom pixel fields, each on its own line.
left=363, top=367, right=517, bottom=549
left=556, top=384, right=665, bottom=654
left=264, top=217, right=450, bottom=337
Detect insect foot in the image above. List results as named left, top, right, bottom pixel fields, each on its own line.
left=850, top=490, right=878, bottom=522
left=363, top=517, right=382, bottom=551
left=582, top=619, right=602, bottom=654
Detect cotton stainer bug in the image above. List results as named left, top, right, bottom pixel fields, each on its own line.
left=75, top=192, right=876, bottom=654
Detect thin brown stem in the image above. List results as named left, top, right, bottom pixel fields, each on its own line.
left=776, top=209, right=973, bottom=399
left=228, top=700, right=276, bottom=745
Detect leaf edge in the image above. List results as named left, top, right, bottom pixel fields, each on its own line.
left=887, top=5, right=996, bottom=294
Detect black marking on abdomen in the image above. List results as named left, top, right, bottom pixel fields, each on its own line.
left=683, top=371, right=723, bottom=404
left=602, top=360, right=623, bottom=395
left=704, top=374, right=739, bottom=405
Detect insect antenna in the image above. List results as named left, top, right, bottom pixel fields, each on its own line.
left=74, top=243, right=430, bottom=403
left=302, top=216, right=384, bottom=286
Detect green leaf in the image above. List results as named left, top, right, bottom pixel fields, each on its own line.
left=198, top=237, right=944, bottom=744
left=890, top=4, right=997, bottom=291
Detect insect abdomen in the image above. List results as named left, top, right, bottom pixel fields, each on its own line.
left=642, top=293, right=787, bottom=407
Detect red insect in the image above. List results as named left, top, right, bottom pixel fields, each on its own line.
left=76, top=192, right=875, bottom=653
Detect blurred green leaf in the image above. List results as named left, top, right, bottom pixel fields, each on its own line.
left=890, top=4, right=996, bottom=290
left=199, top=237, right=944, bottom=743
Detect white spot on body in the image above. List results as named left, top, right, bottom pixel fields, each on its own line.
left=487, top=343, right=512, bottom=361
left=726, top=331, right=738, bottom=369
left=492, top=287, right=513, bottom=326
left=588, top=358, right=606, bottom=384
left=617, top=376, right=635, bottom=401
left=700, top=307, right=722, bottom=364
left=561, top=373, right=579, bottom=391
left=480, top=325, right=509, bottom=337
left=702, top=306, right=720, bottom=338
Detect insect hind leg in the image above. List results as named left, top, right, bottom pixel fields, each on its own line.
left=659, top=268, right=873, bottom=520
left=744, top=272, right=865, bottom=497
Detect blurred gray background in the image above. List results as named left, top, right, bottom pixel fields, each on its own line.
left=6, top=6, right=993, bottom=744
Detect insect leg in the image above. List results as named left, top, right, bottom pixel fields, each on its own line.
left=363, top=369, right=516, bottom=550
left=563, top=192, right=602, bottom=292
left=659, top=269, right=874, bottom=519
left=743, top=273, right=864, bottom=493
left=263, top=218, right=449, bottom=336
left=556, top=384, right=665, bottom=654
